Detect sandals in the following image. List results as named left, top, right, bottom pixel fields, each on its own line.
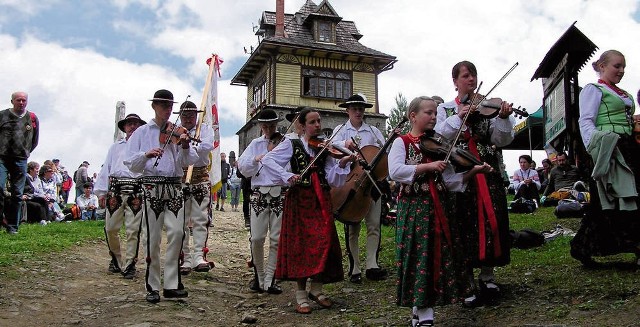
left=308, top=292, right=332, bottom=308
left=295, top=301, right=312, bottom=314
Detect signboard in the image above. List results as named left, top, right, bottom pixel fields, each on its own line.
left=544, top=78, right=565, bottom=143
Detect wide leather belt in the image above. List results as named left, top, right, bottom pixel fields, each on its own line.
left=109, top=177, right=141, bottom=194
left=140, top=176, right=182, bottom=184
left=253, top=186, right=286, bottom=197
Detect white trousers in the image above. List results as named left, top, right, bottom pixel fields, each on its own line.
left=142, top=181, right=185, bottom=292
left=181, top=181, right=212, bottom=268
left=249, top=187, right=284, bottom=289
left=104, top=192, right=144, bottom=271
left=345, top=198, right=382, bottom=275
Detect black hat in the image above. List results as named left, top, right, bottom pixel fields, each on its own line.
left=257, top=109, right=280, bottom=123
left=117, top=113, right=147, bottom=132
left=82, top=160, right=90, bottom=166
left=339, top=93, right=373, bottom=108
left=52, top=158, right=60, bottom=163
left=148, top=89, right=177, bottom=103
left=285, top=106, right=305, bottom=123
left=174, top=100, right=204, bottom=114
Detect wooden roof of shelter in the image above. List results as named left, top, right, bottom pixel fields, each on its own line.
left=531, top=22, right=598, bottom=81
left=231, top=0, right=397, bottom=86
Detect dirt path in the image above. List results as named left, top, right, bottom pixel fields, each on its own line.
left=3, top=210, right=639, bottom=327
left=0, top=210, right=407, bottom=327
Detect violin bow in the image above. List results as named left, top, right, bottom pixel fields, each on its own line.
left=154, top=95, right=191, bottom=168
left=298, top=122, right=347, bottom=180
left=444, top=62, right=518, bottom=163
left=254, top=110, right=301, bottom=177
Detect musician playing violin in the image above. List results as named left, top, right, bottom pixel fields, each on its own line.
left=124, top=89, right=198, bottom=304
left=330, top=93, right=388, bottom=284
left=389, top=96, right=491, bottom=326
left=434, top=61, right=516, bottom=307
left=177, top=101, right=216, bottom=276
left=237, top=109, right=287, bottom=295
left=260, top=107, right=357, bottom=314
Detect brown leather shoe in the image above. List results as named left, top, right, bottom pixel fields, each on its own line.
left=194, top=262, right=213, bottom=272
left=179, top=266, right=192, bottom=276
left=308, top=293, right=332, bottom=308
left=295, top=303, right=312, bottom=314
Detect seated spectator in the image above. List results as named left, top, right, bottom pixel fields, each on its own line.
left=38, top=165, right=65, bottom=221
left=512, top=155, right=541, bottom=202
left=541, top=152, right=586, bottom=206
left=22, top=161, right=49, bottom=224
left=537, top=158, right=553, bottom=193
left=76, top=182, right=98, bottom=221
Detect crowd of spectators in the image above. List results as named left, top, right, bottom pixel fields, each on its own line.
left=2, top=158, right=100, bottom=226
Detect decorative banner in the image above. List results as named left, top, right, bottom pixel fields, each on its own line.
left=200, top=54, right=224, bottom=192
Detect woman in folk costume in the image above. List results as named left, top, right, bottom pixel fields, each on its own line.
left=435, top=61, right=515, bottom=306
left=389, top=96, right=492, bottom=326
left=260, top=107, right=357, bottom=314
left=572, top=50, right=640, bottom=266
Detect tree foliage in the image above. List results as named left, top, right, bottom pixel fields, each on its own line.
left=384, top=93, right=411, bottom=139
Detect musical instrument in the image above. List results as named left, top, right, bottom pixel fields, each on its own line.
left=308, top=136, right=353, bottom=159
left=444, top=62, right=518, bottom=165
left=331, top=117, right=408, bottom=223
left=160, top=122, right=201, bottom=145
left=153, top=95, right=191, bottom=167
left=418, top=132, right=483, bottom=168
left=462, top=96, right=528, bottom=119
left=297, top=123, right=346, bottom=180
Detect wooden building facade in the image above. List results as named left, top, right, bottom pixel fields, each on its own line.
left=232, top=0, right=396, bottom=153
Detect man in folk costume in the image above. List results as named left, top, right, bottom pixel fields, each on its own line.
left=124, top=89, right=198, bottom=303
left=95, top=113, right=146, bottom=279
left=237, top=109, right=286, bottom=294
left=331, top=94, right=388, bottom=283
left=178, top=100, right=215, bottom=275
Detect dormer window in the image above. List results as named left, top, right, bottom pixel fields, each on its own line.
left=316, top=21, right=334, bottom=43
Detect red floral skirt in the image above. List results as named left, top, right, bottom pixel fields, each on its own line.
left=275, top=185, right=344, bottom=283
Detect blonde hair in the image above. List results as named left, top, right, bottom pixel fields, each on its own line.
left=406, top=96, right=436, bottom=121
left=591, top=50, right=624, bottom=73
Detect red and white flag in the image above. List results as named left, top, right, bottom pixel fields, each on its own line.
left=199, top=54, right=224, bottom=192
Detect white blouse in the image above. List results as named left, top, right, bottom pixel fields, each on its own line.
left=260, top=137, right=350, bottom=188
left=578, top=82, right=634, bottom=147
left=512, top=168, right=540, bottom=191
left=388, top=137, right=466, bottom=192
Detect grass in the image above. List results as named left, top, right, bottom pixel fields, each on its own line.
left=335, top=196, right=640, bottom=325
left=0, top=220, right=105, bottom=267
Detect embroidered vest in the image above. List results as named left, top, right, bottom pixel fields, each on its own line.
left=289, top=138, right=328, bottom=187
left=398, top=134, right=445, bottom=197
left=592, top=84, right=633, bottom=136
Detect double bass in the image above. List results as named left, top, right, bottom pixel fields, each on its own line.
left=331, top=117, right=408, bottom=223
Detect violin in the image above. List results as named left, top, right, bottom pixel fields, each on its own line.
left=159, top=121, right=201, bottom=145
left=308, top=136, right=352, bottom=159
left=462, top=93, right=528, bottom=119
left=418, top=132, right=483, bottom=168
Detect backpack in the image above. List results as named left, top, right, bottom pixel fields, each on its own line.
left=509, top=198, right=537, bottom=214
left=510, top=229, right=545, bottom=249
left=554, top=199, right=585, bottom=218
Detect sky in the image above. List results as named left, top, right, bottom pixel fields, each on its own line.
left=1, top=0, right=640, bottom=200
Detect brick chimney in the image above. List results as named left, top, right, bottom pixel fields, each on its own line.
left=275, top=0, right=285, bottom=37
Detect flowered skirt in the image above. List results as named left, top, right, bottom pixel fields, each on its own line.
left=274, top=185, right=343, bottom=283
left=396, top=192, right=464, bottom=308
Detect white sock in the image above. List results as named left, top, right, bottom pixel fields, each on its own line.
left=411, top=307, right=418, bottom=326
left=416, top=307, right=434, bottom=322
left=309, top=280, right=322, bottom=297
left=295, top=290, right=309, bottom=305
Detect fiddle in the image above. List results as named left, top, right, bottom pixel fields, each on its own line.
left=461, top=94, right=528, bottom=119
left=308, top=136, right=353, bottom=159
left=418, top=132, right=483, bottom=168
left=159, top=121, right=201, bottom=145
